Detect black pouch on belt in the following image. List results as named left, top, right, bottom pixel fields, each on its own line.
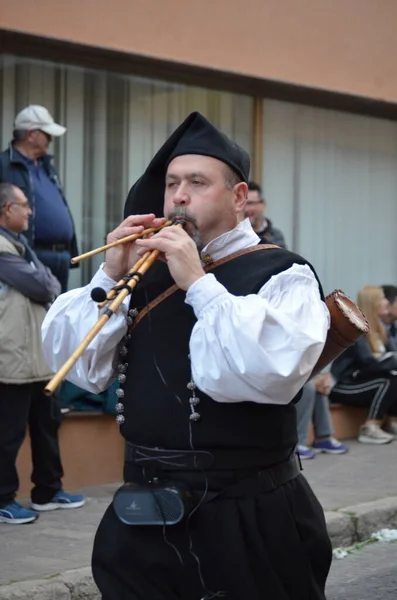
left=112, top=480, right=194, bottom=526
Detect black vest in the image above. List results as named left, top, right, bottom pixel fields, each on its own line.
left=120, top=246, right=322, bottom=456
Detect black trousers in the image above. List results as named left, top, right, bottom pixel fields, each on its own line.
left=0, top=381, right=64, bottom=507
left=330, top=374, right=397, bottom=421
left=92, top=470, right=332, bottom=600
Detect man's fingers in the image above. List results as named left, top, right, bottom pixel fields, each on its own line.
left=108, top=225, right=144, bottom=242
left=136, top=236, right=172, bottom=252
left=136, top=246, right=166, bottom=263
left=117, top=214, right=167, bottom=232
left=136, top=225, right=188, bottom=247
left=120, top=213, right=156, bottom=227
left=108, top=216, right=168, bottom=243
left=142, top=225, right=189, bottom=242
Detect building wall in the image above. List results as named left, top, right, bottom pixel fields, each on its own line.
left=2, top=0, right=397, bottom=102
left=261, top=100, right=397, bottom=298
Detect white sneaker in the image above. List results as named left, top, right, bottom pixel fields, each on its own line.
left=384, top=421, right=397, bottom=437
left=358, top=424, right=393, bottom=445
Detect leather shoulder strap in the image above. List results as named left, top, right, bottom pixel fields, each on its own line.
left=132, top=243, right=279, bottom=329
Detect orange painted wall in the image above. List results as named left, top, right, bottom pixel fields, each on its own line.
left=1, top=0, right=397, bottom=102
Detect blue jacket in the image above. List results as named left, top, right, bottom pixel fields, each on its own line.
left=0, top=144, right=79, bottom=265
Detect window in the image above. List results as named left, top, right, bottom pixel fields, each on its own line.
left=0, top=54, right=254, bottom=288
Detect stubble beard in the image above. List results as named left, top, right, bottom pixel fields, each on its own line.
left=167, top=207, right=205, bottom=253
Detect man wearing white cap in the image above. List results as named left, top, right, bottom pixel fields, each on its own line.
left=0, top=105, right=79, bottom=293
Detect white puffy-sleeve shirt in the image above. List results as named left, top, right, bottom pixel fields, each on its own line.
left=42, top=219, right=329, bottom=403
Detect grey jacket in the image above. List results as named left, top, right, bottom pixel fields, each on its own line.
left=256, top=218, right=287, bottom=249
left=0, top=228, right=61, bottom=384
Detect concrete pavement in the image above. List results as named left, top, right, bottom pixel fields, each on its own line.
left=326, top=538, right=397, bottom=600
left=0, top=440, right=396, bottom=598
left=301, top=439, right=397, bottom=510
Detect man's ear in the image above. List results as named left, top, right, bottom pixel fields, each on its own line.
left=234, top=182, right=248, bottom=214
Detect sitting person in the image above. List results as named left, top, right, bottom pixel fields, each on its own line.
left=296, top=373, right=348, bottom=459
left=381, top=284, right=397, bottom=350
left=330, top=285, right=397, bottom=444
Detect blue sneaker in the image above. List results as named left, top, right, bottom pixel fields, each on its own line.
left=31, top=491, right=85, bottom=512
left=312, top=437, right=349, bottom=455
left=0, top=501, right=38, bottom=524
left=296, top=445, right=316, bottom=460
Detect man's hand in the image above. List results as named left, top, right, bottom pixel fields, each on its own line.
left=136, top=225, right=206, bottom=290
left=103, top=214, right=167, bottom=281
left=314, top=373, right=331, bottom=396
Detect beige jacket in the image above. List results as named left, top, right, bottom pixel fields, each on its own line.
left=0, top=233, right=58, bottom=384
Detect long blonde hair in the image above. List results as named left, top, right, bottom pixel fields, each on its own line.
left=357, top=286, right=387, bottom=354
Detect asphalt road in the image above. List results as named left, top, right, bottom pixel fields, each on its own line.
left=326, top=541, right=397, bottom=599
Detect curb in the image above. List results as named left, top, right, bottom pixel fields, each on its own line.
left=1, top=496, right=397, bottom=598
left=338, top=495, right=397, bottom=543
left=324, top=495, right=397, bottom=548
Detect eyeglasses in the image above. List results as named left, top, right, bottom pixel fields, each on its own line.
left=10, top=201, right=30, bottom=210
left=33, top=129, right=53, bottom=142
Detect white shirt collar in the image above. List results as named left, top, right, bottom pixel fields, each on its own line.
left=200, top=218, right=261, bottom=264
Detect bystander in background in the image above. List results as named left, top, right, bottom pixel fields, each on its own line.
left=296, top=373, right=348, bottom=460
left=381, top=285, right=397, bottom=350
left=0, top=183, right=85, bottom=525
left=0, top=105, right=79, bottom=293
left=330, top=286, right=397, bottom=444
left=245, top=181, right=286, bottom=247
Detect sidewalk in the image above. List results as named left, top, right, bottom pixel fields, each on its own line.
left=0, top=440, right=396, bottom=598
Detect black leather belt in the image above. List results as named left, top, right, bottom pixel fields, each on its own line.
left=34, top=242, right=69, bottom=252
left=124, top=444, right=301, bottom=503
left=125, top=442, right=296, bottom=472
left=215, top=453, right=301, bottom=499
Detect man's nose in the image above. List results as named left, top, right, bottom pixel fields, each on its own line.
left=173, top=184, right=190, bottom=206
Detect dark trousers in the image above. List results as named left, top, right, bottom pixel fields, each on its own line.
left=34, top=249, right=71, bottom=294
left=0, top=382, right=64, bottom=507
left=92, top=470, right=332, bottom=600
left=330, top=374, right=397, bottom=421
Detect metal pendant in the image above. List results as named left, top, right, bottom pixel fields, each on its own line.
left=189, top=412, right=201, bottom=422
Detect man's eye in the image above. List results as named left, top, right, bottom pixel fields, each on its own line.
left=192, top=180, right=203, bottom=186
left=167, top=182, right=177, bottom=188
